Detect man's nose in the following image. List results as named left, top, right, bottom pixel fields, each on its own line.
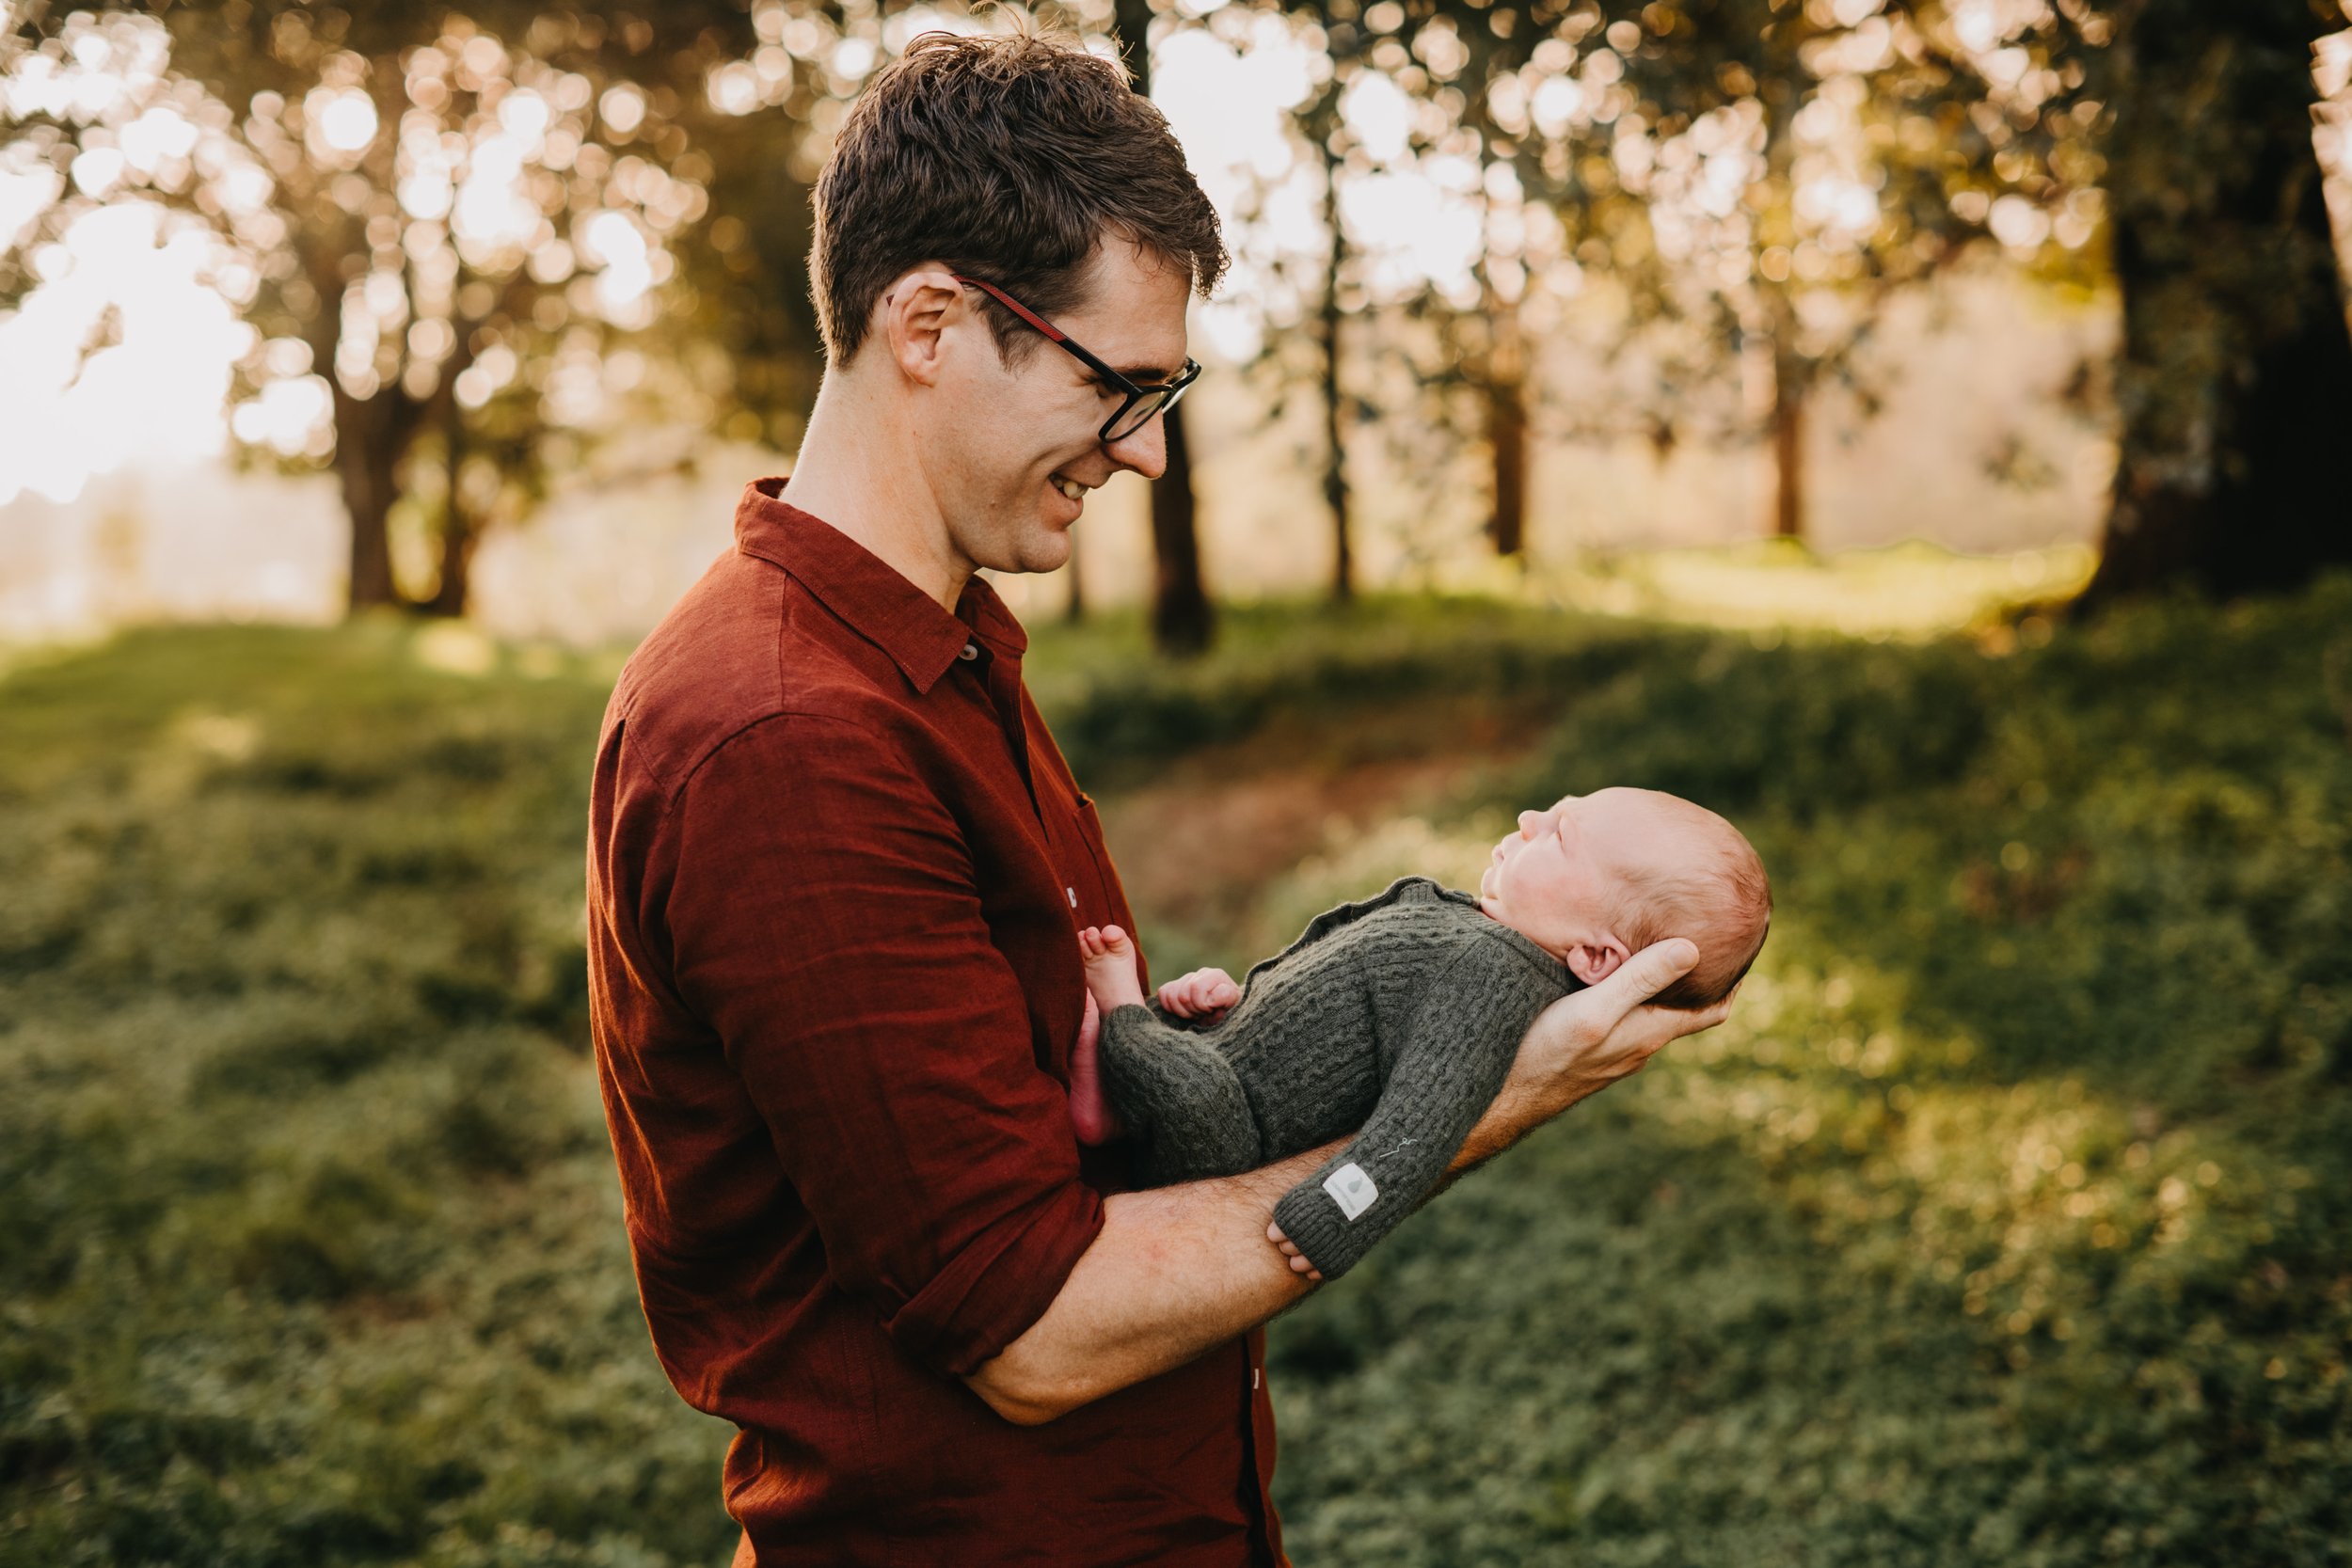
left=1518, top=810, right=1540, bottom=836
left=1104, top=409, right=1168, bottom=481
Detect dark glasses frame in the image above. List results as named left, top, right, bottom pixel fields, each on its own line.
left=953, top=273, right=1202, bottom=445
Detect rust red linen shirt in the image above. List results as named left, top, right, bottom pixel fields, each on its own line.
left=586, top=480, right=1283, bottom=1567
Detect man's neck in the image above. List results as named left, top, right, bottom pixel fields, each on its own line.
left=782, top=371, right=974, bottom=611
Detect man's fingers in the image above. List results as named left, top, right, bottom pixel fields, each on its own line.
left=1605, top=990, right=1737, bottom=1072
left=1520, top=937, right=1706, bottom=1079
left=1594, top=937, right=1699, bottom=1009
left=1687, top=995, right=1736, bottom=1035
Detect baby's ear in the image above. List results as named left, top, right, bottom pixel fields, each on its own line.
left=1565, top=940, right=1629, bottom=986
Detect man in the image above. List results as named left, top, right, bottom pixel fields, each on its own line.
left=585, top=29, right=1731, bottom=1567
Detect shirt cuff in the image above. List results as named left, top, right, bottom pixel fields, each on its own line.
left=882, top=1179, right=1106, bottom=1377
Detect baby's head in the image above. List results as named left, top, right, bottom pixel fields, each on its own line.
left=1477, top=786, right=1770, bottom=1010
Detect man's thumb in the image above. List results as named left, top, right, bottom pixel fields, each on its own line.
left=1605, top=938, right=1700, bottom=1004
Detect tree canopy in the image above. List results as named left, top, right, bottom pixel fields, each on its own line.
left=5, top=0, right=2346, bottom=618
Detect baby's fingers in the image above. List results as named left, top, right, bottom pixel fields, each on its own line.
left=1182, top=973, right=1240, bottom=1016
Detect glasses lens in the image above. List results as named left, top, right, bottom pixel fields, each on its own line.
left=1104, top=389, right=1170, bottom=443
left=1102, top=364, right=1199, bottom=442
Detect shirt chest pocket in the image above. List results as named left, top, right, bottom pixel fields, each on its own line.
left=1027, top=770, right=1108, bottom=922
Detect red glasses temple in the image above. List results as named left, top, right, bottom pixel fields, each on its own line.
left=955, top=275, right=1071, bottom=346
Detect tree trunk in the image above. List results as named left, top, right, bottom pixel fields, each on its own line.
left=2078, top=3, right=2352, bottom=608
left=1763, top=275, right=1807, bottom=544
left=1115, top=0, right=1215, bottom=653
left=1148, top=408, right=1215, bottom=654
left=1486, top=309, right=1528, bottom=557
left=1487, top=379, right=1527, bottom=556
left=1320, top=144, right=1353, bottom=603
left=1770, top=343, right=1805, bottom=543
left=1064, top=529, right=1087, bottom=625
left=422, top=395, right=474, bottom=618
left=424, top=514, right=476, bottom=618
left=336, top=388, right=406, bottom=612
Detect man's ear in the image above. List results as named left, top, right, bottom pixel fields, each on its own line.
left=1565, top=937, right=1631, bottom=986
left=880, top=265, right=967, bottom=388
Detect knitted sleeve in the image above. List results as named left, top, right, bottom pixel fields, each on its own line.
left=1270, top=935, right=1565, bottom=1280
left=1096, top=1004, right=1265, bottom=1186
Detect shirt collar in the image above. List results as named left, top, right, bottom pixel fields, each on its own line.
left=735, top=477, right=1029, bottom=694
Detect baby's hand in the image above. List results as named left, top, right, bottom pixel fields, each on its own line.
left=1157, top=967, right=1241, bottom=1020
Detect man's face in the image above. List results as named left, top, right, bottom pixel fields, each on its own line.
left=916, top=241, right=1192, bottom=579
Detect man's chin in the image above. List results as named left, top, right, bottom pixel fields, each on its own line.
left=961, top=526, right=1073, bottom=581
left=1012, top=523, right=1076, bottom=576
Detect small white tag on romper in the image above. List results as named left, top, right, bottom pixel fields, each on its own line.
left=1323, top=1163, right=1378, bottom=1221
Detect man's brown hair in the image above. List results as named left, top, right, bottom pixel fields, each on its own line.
left=810, top=28, right=1229, bottom=365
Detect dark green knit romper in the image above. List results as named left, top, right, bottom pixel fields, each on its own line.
left=1097, top=877, right=1579, bottom=1281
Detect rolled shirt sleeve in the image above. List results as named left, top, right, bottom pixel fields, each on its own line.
left=664, top=712, right=1103, bottom=1376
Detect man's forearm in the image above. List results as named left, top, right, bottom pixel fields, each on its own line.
left=968, top=1110, right=1542, bottom=1425
left=967, top=951, right=1727, bottom=1425
left=964, top=1138, right=1343, bottom=1424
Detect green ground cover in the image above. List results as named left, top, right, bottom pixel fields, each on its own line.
left=3, top=582, right=2348, bottom=1564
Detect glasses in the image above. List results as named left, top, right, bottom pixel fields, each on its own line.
left=953, top=274, right=1202, bottom=445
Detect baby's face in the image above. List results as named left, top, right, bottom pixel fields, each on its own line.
left=1477, top=788, right=1689, bottom=981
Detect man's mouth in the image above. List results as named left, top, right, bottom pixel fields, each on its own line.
left=1051, top=473, right=1088, bottom=501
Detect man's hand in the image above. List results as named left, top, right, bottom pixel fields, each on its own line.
left=1454, top=938, right=1733, bottom=1172
left=1157, top=967, right=1241, bottom=1021
left=1264, top=940, right=1735, bottom=1284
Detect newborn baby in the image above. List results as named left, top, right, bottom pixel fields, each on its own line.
left=1067, top=787, right=1770, bottom=1283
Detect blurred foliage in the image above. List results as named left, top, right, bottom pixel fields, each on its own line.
left=8, top=0, right=2347, bottom=615
left=0, top=625, right=736, bottom=1565
left=5, top=578, right=2352, bottom=1561
left=1, top=3, right=779, bottom=610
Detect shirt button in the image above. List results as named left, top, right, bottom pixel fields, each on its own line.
left=958, top=642, right=980, bottom=661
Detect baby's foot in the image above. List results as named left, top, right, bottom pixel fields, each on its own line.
left=1267, top=1221, right=1324, bottom=1283
left=1066, top=991, right=1121, bottom=1146
left=1077, top=925, right=1149, bottom=1012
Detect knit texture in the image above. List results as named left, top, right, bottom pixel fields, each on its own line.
left=1097, top=877, right=1577, bottom=1280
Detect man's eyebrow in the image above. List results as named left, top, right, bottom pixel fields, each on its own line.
left=1112, top=361, right=1177, bottom=382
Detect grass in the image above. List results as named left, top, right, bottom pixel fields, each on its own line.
left=1240, top=584, right=2352, bottom=1565
left=0, top=622, right=726, bottom=1567
left=3, top=578, right=2348, bottom=1564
